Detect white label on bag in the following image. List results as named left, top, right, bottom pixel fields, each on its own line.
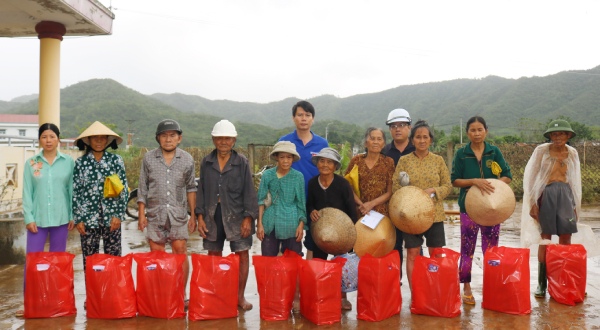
left=93, top=265, right=106, bottom=271
left=219, top=264, right=230, bottom=271
left=147, top=264, right=157, bottom=270
left=36, top=264, right=50, bottom=271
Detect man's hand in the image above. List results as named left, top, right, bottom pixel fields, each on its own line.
left=197, top=215, right=208, bottom=238
left=138, top=214, right=148, bottom=232
left=530, top=205, right=540, bottom=222
left=188, top=216, right=197, bottom=233
left=241, top=216, right=252, bottom=238
left=110, top=217, right=121, bottom=231
left=26, top=222, right=38, bottom=234
left=76, top=222, right=86, bottom=235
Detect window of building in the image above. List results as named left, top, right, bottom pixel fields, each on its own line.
left=19, top=130, right=26, bottom=136
left=0, top=129, right=5, bottom=139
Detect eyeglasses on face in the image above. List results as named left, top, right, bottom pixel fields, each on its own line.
left=389, top=123, right=409, bottom=129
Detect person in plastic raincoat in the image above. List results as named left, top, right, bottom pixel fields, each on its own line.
left=521, top=119, right=592, bottom=298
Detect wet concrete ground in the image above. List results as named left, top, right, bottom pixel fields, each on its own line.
left=1, top=202, right=600, bottom=329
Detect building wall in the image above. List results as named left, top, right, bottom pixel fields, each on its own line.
left=0, top=146, right=83, bottom=210
left=0, top=123, right=39, bottom=147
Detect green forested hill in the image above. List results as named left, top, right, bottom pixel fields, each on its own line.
left=4, top=79, right=280, bottom=147
left=152, top=66, right=600, bottom=134
left=4, top=65, right=600, bottom=147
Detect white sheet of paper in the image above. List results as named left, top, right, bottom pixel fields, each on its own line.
left=360, top=211, right=385, bottom=230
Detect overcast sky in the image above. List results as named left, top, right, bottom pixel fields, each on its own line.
left=1, top=0, right=600, bottom=103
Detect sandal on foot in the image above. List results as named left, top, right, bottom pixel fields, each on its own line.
left=292, top=301, right=301, bottom=313
left=462, top=294, right=475, bottom=305
left=15, top=308, right=24, bottom=317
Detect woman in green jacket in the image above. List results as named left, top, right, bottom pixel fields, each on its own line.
left=451, top=116, right=512, bottom=305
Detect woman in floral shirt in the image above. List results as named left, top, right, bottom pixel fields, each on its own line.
left=73, top=122, right=129, bottom=284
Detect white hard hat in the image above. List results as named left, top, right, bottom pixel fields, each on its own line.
left=386, top=109, right=412, bottom=125
left=211, top=119, right=237, bottom=137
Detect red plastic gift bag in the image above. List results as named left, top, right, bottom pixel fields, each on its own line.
left=253, top=251, right=300, bottom=320
left=189, top=254, right=240, bottom=321
left=299, top=257, right=347, bottom=325
left=85, top=253, right=137, bottom=319
left=411, top=248, right=461, bottom=318
left=357, top=251, right=401, bottom=322
left=482, top=246, right=531, bottom=315
left=133, top=251, right=186, bottom=319
left=24, top=252, right=76, bottom=318
left=547, top=244, right=587, bottom=306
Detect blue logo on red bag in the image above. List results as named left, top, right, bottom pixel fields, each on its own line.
left=428, top=264, right=439, bottom=272
left=487, top=260, right=501, bottom=266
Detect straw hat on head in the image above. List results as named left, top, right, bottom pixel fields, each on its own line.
left=311, top=148, right=341, bottom=170
left=311, top=207, right=357, bottom=256
left=465, top=179, right=516, bottom=226
left=270, top=141, right=300, bottom=162
left=75, top=121, right=123, bottom=150
left=389, top=186, right=435, bottom=235
left=354, top=216, right=396, bottom=258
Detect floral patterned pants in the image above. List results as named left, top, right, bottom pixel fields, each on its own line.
left=459, top=213, right=500, bottom=283
left=80, top=219, right=122, bottom=272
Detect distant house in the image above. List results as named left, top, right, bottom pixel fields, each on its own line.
left=0, top=114, right=39, bottom=146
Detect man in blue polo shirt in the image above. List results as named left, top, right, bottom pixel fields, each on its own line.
left=279, top=100, right=329, bottom=261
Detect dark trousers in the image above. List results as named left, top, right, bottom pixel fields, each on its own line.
left=80, top=214, right=122, bottom=272
left=261, top=229, right=303, bottom=257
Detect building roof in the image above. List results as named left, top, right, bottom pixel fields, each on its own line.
left=0, top=0, right=114, bottom=37
left=0, top=114, right=39, bottom=124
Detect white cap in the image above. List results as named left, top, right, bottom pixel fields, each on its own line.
left=211, top=119, right=237, bottom=137
left=386, top=108, right=412, bottom=125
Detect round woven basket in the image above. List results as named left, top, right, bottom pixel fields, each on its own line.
left=465, top=179, right=516, bottom=226
left=354, top=216, right=396, bottom=258
left=311, top=207, right=357, bottom=256
left=389, top=186, right=435, bottom=235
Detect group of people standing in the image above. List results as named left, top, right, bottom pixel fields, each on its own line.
left=18, top=100, right=583, bottom=317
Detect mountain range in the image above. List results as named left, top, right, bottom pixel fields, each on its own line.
left=3, top=65, right=600, bottom=146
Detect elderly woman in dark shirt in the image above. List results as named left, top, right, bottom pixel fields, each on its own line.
left=306, top=147, right=357, bottom=310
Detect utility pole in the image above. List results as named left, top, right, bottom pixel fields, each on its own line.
left=460, top=118, right=463, bottom=144
left=325, top=122, right=333, bottom=141
left=125, top=119, right=135, bottom=148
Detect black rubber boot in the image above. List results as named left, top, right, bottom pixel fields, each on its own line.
left=534, top=262, right=547, bottom=298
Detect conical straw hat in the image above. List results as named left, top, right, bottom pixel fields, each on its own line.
left=465, top=179, right=516, bottom=226
left=389, top=186, right=435, bottom=235
left=311, top=207, right=357, bottom=256
left=75, top=121, right=123, bottom=147
left=354, top=216, right=396, bottom=258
